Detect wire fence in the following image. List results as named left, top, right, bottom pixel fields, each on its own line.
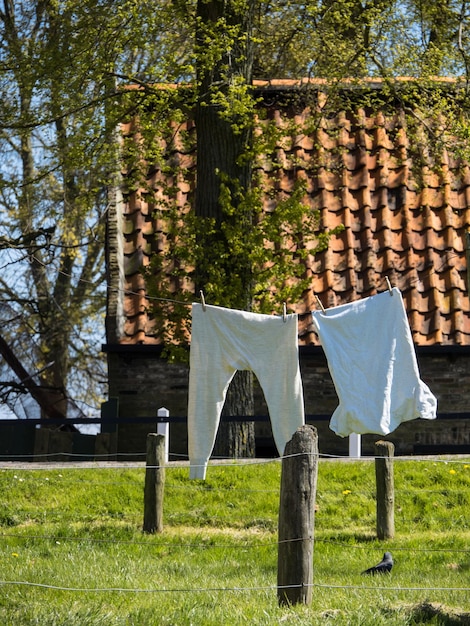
left=1, top=452, right=469, bottom=598
left=1, top=575, right=469, bottom=594
left=2, top=449, right=470, bottom=465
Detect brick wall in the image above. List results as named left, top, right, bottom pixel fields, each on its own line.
left=105, top=347, right=470, bottom=458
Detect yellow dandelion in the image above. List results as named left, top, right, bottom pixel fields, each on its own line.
left=12, top=553, right=19, bottom=558
left=449, top=469, right=456, bottom=475
left=342, top=489, right=352, bottom=495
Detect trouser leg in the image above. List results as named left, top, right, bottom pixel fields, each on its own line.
left=255, top=357, right=305, bottom=458
left=188, top=356, right=236, bottom=479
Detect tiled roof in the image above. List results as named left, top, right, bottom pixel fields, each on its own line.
left=117, top=81, right=470, bottom=347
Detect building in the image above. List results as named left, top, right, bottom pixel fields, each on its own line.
left=104, top=79, right=470, bottom=458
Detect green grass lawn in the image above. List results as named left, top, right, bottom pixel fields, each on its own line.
left=0, top=456, right=469, bottom=625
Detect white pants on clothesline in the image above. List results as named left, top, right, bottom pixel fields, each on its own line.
left=188, top=303, right=305, bottom=479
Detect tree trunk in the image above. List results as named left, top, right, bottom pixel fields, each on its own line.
left=0, top=333, right=66, bottom=421
left=213, top=370, right=255, bottom=458
left=194, top=0, right=257, bottom=458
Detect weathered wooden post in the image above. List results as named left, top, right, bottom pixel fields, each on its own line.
left=375, top=440, right=395, bottom=540
left=277, top=425, right=318, bottom=606
left=143, top=433, right=165, bottom=533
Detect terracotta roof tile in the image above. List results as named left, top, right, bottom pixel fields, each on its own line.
left=116, top=91, right=470, bottom=347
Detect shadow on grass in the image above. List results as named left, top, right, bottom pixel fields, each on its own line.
left=317, top=531, right=379, bottom=544
left=388, top=601, right=470, bottom=625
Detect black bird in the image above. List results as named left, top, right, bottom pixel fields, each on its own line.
left=361, top=551, right=393, bottom=575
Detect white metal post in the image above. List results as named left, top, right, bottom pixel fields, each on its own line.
left=349, top=433, right=361, bottom=458
left=157, top=407, right=170, bottom=463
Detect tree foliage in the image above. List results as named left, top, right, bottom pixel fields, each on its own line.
left=1, top=0, right=470, bottom=420
left=0, top=0, right=179, bottom=418
left=134, top=0, right=470, bottom=359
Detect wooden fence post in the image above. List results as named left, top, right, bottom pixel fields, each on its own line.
left=143, top=433, right=165, bottom=533
left=277, top=425, right=318, bottom=606
left=375, top=440, right=395, bottom=540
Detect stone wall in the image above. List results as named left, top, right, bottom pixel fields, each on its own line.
left=105, top=346, right=470, bottom=458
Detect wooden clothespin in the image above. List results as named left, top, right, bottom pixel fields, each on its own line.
left=315, top=294, right=326, bottom=314
left=282, top=302, right=287, bottom=322
left=385, top=276, right=393, bottom=296
left=200, top=290, right=206, bottom=311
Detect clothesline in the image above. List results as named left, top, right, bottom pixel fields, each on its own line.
left=151, top=280, right=395, bottom=317
left=128, top=248, right=459, bottom=314
left=141, top=285, right=389, bottom=311
left=186, top=287, right=438, bottom=478
left=14, top=240, right=460, bottom=311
